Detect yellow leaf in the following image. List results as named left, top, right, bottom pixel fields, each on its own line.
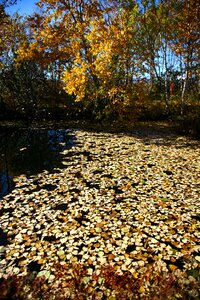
left=132, top=272, right=138, bottom=279
left=138, top=286, right=145, bottom=293
left=169, top=264, right=177, bottom=271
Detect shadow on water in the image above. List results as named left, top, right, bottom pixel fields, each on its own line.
left=0, top=127, right=75, bottom=199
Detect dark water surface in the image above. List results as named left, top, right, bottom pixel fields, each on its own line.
left=0, top=128, right=74, bottom=198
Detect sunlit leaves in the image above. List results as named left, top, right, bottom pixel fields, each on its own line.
left=14, top=0, right=200, bottom=114
left=16, top=0, right=141, bottom=108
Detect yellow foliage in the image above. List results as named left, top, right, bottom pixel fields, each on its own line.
left=138, top=286, right=146, bottom=293
left=15, top=0, right=139, bottom=106
left=62, top=61, right=88, bottom=102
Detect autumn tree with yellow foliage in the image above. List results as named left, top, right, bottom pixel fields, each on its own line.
left=2, top=0, right=199, bottom=122
left=16, top=1, right=146, bottom=117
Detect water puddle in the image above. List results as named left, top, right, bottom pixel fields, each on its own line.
left=0, top=128, right=74, bottom=198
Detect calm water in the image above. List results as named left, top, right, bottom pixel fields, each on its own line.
left=0, top=128, right=74, bottom=198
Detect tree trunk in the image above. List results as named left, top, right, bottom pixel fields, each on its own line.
left=163, top=42, right=170, bottom=115
left=180, top=69, right=188, bottom=116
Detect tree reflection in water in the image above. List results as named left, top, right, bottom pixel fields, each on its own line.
left=0, top=128, right=74, bottom=198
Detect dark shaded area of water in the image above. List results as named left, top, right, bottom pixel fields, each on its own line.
left=0, top=127, right=75, bottom=198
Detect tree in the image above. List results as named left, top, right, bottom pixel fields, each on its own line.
left=0, top=0, right=18, bottom=6
left=170, top=0, right=200, bottom=114
left=0, top=12, right=42, bottom=118
left=0, top=0, right=19, bottom=21
left=134, top=1, right=177, bottom=114
left=14, top=0, right=200, bottom=120
left=17, top=1, right=144, bottom=117
left=0, top=11, right=26, bottom=113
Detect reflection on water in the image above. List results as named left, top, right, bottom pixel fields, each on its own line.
left=0, top=173, right=14, bottom=199
left=0, top=128, right=74, bottom=198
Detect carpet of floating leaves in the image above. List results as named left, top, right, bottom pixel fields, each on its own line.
left=0, top=128, right=200, bottom=299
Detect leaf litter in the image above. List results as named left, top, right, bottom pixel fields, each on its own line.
left=0, top=129, right=199, bottom=291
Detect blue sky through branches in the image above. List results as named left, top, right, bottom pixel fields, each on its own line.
left=5, top=0, right=36, bottom=15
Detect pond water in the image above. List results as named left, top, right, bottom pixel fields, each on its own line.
left=0, top=128, right=75, bottom=198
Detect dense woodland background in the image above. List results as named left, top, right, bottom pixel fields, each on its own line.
left=0, top=0, right=199, bottom=135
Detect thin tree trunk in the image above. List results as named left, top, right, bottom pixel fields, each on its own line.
left=180, top=69, right=188, bottom=116
left=180, top=44, right=190, bottom=116
left=163, top=42, right=170, bottom=115
left=163, top=37, right=170, bottom=115
left=164, top=72, right=170, bottom=114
